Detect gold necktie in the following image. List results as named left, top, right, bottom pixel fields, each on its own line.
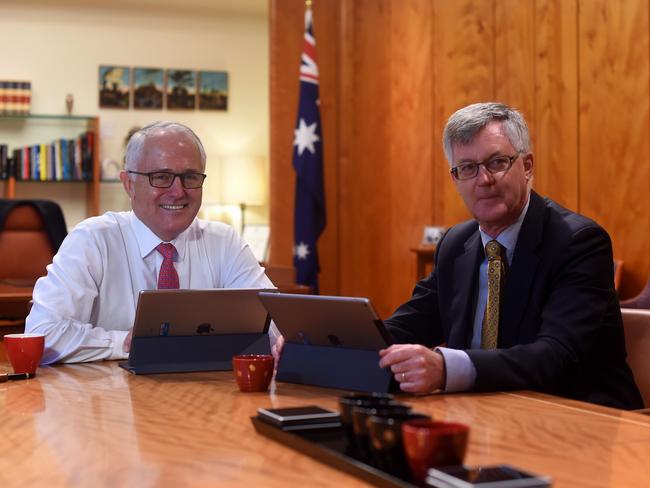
left=481, top=240, right=506, bottom=349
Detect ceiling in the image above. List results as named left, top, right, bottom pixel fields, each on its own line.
left=4, top=0, right=268, bottom=18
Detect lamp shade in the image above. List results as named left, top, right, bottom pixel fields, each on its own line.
left=219, top=155, right=267, bottom=206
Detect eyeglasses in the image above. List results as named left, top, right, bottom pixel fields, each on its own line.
left=128, top=170, right=207, bottom=189
left=450, top=152, right=522, bottom=181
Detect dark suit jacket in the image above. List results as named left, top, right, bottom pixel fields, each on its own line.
left=385, top=192, right=643, bottom=409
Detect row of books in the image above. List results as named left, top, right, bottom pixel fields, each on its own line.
left=0, top=131, right=95, bottom=181
left=0, top=80, right=32, bottom=115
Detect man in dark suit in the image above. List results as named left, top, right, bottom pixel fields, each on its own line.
left=379, top=102, right=643, bottom=409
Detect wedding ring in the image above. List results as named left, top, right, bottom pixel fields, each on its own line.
left=401, top=372, right=406, bottom=381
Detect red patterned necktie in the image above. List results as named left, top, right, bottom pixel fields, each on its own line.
left=156, top=243, right=179, bottom=289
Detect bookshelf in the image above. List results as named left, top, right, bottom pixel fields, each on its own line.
left=0, top=114, right=100, bottom=216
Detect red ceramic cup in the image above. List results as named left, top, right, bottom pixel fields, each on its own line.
left=401, top=419, right=469, bottom=484
left=232, top=354, right=274, bottom=392
left=4, top=333, right=45, bottom=375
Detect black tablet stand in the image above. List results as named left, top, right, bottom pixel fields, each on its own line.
left=276, top=342, right=393, bottom=393
left=119, top=333, right=271, bottom=374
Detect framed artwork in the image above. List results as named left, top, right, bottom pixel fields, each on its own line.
left=98, top=65, right=130, bottom=109
left=133, top=68, right=163, bottom=109
left=166, top=69, right=196, bottom=109
left=422, top=226, right=446, bottom=246
left=199, top=71, right=228, bottom=110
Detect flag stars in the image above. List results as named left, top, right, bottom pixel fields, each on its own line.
left=293, top=118, right=320, bottom=156
left=294, top=242, right=311, bottom=260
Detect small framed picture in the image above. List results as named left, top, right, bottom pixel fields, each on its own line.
left=423, top=226, right=446, bottom=246
left=199, top=71, right=228, bottom=110
left=98, top=65, right=130, bottom=109
left=133, top=67, right=163, bottom=109
left=166, top=69, right=196, bottom=109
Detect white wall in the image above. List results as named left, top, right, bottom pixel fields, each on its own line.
left=0, top=1, right=269, bottom=228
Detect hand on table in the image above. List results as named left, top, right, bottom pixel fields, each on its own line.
left=271, top=334, right=284, bottom=370
left=378, top=344, right=446, bottom=393
left=124, top=328, right=133, bottom=353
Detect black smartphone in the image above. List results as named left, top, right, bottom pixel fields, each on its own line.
left=426, top=464, right=551, bottom=488
left=257, top=406, right=341, bottom=431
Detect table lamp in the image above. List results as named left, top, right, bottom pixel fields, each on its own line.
left=219, top=155, right=267, bottom=231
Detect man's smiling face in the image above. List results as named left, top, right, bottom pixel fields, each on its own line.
left=121, top=129, right=204, bottom=242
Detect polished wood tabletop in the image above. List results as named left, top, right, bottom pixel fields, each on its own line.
left=0, top=361, right=649, bottom=487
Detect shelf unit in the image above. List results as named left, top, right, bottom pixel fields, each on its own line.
left=1, top=113, right=100, bottom=216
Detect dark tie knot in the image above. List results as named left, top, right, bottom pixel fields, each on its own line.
left=156, top=243, right=176, bottom=260
left=485, top=240, right=503, bottom=261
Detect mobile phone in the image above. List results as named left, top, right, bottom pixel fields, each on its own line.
left=257, top=406, right=341, bottom=431
left=426, top=464, right=551, bottom=488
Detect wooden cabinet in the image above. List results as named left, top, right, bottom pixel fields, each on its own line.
left=0, top=114, right=100, bottom=216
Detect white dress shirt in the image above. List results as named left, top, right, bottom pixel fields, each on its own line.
left=437, top=198, right=529, bottom=392
left=26, top=211, right=275, bottom=364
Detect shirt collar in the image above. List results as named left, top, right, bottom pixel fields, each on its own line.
left=129, top=212, right=190, bottom=261
left=479, top=196, right=530, bottom=264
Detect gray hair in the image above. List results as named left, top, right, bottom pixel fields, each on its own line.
left=124, top=121, right=207, bottom=172
left=442, top=102, right=531, bottom=164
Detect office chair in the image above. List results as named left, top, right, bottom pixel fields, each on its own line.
left=619, top=274, right=650, bottom=309
left=621, top=308, right=650, bottom=411
left=0, top=199, right=67, bottom=335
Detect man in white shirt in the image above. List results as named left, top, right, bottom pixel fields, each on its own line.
left=26, top=121, right=275, bottom=364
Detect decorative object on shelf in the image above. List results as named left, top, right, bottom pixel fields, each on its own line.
left=166, top=69, right=196, bottom=109
left=65, top=94, right=74, bottom=115
left=133, top=68, right=163, bottom=110
left=98, top=66, right=130, bottom=109
left=219, top=155, right=268, bottom=232
left=0, top=80, right=31, bottom=115
left=422, top=226, right=446, bottom=246
left=101, top=159, right=121, bottom=181
left=198, top=71, right=228, bottom=110
left=199, top=202, right=235, bottom=226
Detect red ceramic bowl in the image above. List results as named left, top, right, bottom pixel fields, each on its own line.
left=4, top=333, right=45, bottom=375
left=232, top=354, right=274, bottom=392
left=402, top=419, right=469, bottom=484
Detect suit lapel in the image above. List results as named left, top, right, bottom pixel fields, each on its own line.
left=447, top=230, right=483, bottom=348
left=500, top=191, right=545, bottom=346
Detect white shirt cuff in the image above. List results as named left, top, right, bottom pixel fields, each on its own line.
left=108, top=330, right=130, bottom=361
left=435, top=346, right=477, bottom=392
left=268, top=321, right=281, bottom=348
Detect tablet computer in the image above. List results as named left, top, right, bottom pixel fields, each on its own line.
left=132, top=288, right=275, bottom=338
left=257, top=292, right=393, bottom=350
left=257, top=405, right=341, bottom=430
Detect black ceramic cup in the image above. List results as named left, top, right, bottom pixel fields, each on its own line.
left=351, top=403, right=412, bottom=461
left=368, top=411, right=431, bottom=479
left=338, top=393, right=395, bottom=446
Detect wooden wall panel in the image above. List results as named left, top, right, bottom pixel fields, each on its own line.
left=311, top=2, right=341, bottom=295
left=269, top=1, right=302, bottom=267
left=495, top=0, right=536, bottom=123
left=431, top=0, right=496, bottom=226
left=533, top=0, right=578, bottom=210
left=270, top=0, right=650, bottom=314
left=337, top=1, right=394, bottom=311
left=578, top=0, right=650, bottom=298
left=387, top=0, right=435, bottom=313
left=268, top=0, right=340, bottom=295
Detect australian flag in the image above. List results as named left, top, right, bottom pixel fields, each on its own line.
left=293, top=6, right=326, bottom=292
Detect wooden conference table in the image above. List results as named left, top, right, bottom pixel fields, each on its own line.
left=0, top=361, right=649, bottom=488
